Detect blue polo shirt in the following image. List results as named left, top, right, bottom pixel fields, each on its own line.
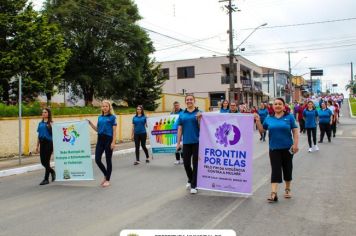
left=258, top=108, right=269, bottom=123
left=177, top=108, right=201, bottom=144
left=97, top=114, right=117, bottom=137
left=220, top=108, right=230, bottom=113
left=171, top=108, right=184, bottom=115
left=37, top=121, right=52, bottom=141
left=132, top=115, right=147, bottom=134
left=303, top=109, right=318, bottom=128
left=318, top=108, right=332, bottom=124
left=263, top=114, right=298, bottom=150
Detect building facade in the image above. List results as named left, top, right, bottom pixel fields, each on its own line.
left=159, top=56, right=264, bottom=108
left=261, top=67, right=293, bottom=103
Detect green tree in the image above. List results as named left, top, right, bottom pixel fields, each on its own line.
left=345, top=80, right=356, bottom=95
left=1, top=2, right=70, bottom=104
left=0, top=0, right=27, bottom=102
left=44, top=0, right=154, bottom=105
left=126, top=60, right=167, bottom=111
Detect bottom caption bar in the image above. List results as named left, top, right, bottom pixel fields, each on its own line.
left=120, top=230, right=236, bottom=236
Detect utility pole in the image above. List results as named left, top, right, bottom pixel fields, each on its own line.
left=351, top=62, right=354, bottom=82
left=220, top=0, right=237, bottom=102
left=287, top=51, right=297, bottom=74
left=228, top=0, right=235, bottom=102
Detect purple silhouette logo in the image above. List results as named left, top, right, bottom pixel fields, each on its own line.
left=215, top=122, right=241, bottom=147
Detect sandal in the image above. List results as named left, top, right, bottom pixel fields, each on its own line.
left=284, top=188, right=292, bottom=198
left=134, top=161, right=140, bottom=165
left=267, top=192, right=278, bottom=203
left=102, top=181, right=110, bottom=187
left=146, top=159, right=150, bottom=163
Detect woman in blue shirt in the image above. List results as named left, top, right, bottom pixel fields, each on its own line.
left=176, top=95, right=202, bottom=194
left=220, top=100, right=230, bottom=113
left=303, top=101, right=319, bottom=152
left=257, top=103, right=268, bottom=142
left=317, top=102, right=333, bottom=143
left=36, top=108, right=55, bottom=185
left=88, top=100, right=117, bottom=187
left=131, top=105, right=150, bottom=165
left=256, top=98, right=299, bottom=202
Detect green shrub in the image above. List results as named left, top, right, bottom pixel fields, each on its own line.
left=350, top=98, right=356, bottom=116
left=0, top=103, right=137, bottom=117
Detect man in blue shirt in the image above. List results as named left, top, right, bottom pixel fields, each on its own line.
left=171, top=101, right=184, bottom=164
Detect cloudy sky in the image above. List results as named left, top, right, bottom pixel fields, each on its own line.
left=33, top=0, right=356, bottom=95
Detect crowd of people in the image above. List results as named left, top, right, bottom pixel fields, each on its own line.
left=35, top=93, right=342, bottom=202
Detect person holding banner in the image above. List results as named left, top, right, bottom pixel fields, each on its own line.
left=36, top=108, right=56, bottom=185
left=220, top=100, right=230, bottom=113
left=176, top=95, right=202, bottom=194
left=228, top=101, right=239, bottom=113
left=255, top=98, right=299, bottom=202
left=171, top=101, right=184, bottom=165
left=88, top=100, right=117, bottom=187
left=132, top=105, right=150, bottom=165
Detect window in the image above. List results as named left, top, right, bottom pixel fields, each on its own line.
left=160, top=68, right=170, bottom=79
left=177, top=66, right=195, bottom=79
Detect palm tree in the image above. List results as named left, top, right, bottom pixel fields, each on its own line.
left=345, top=80, right=356, bottom=95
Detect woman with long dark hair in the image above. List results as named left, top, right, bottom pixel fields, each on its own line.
left=255, top=98, right=299, bottom=202
left=303, top=101, right=319, bottom=152
left=88, top=100, right=117, bottom=187
left=131, top=105, right=150, bottom=165
left=176, top=94, right=202, bottom=194
left=36, top=108, right=56, bottom=185
left=220, top=100, right=230, bottom=113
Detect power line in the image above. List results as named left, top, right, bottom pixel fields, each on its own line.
left=242, top=42, right=356, bottom=55
left=74, top=1, right=227, bottom=56
left=240, top=17, right=356, bottom=31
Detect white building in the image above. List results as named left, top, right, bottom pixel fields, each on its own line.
left=159, top=56, right=267, bottom=108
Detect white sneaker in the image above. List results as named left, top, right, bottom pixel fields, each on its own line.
left=186, top=183, right=191, bottom=190
left=179, top=160, right=184, bottom=164
left=190, top=188, right=198, bottom=194
left=174, top=160, right=180, bottom=165
left=308, top=148, right=313, bottom=153
left=313, top=145, right=319, bottom=151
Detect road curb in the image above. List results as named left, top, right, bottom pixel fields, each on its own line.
left=0, top=145, right=151, bottom=178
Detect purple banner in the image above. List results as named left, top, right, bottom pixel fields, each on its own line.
left=197, top=113, right=254, bottom=195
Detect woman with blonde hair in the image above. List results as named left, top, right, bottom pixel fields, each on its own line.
left=88, top=100, right=117, bottom=187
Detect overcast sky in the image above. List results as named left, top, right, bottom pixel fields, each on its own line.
left=33, top=0, right=356, bottom=95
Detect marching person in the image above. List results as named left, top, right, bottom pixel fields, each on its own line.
left=220, top=100, right=230, bottom=113
left=171, top=101, right=184, bottom=165
left=255, top=98, right=299, bottom=203
left=257, top=102, right=268, bottom=142
left=318, top=102, right=333, bottom=143
left=131, top=105, right=150, bottom=165
left=88, top=100, right=117, bottom=187
left=303, top=101, right=319, bottom=152
left=176, top=94, right=202, bottom=194
left=36, top=108, right=56, bottom=185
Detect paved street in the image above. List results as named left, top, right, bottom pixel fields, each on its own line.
left=1, top=105, right=356, bottom=236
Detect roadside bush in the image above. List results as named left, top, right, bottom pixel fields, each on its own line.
left=0, top=103, right=137, bottom=117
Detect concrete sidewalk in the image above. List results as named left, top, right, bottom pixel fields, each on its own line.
left=0, top=141, right=149, bottom=177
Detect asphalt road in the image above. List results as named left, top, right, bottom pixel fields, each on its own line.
left=1, top=105, right=355, bottom=236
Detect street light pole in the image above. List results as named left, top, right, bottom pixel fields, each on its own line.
left=228, top=0, right=235, bottom=102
